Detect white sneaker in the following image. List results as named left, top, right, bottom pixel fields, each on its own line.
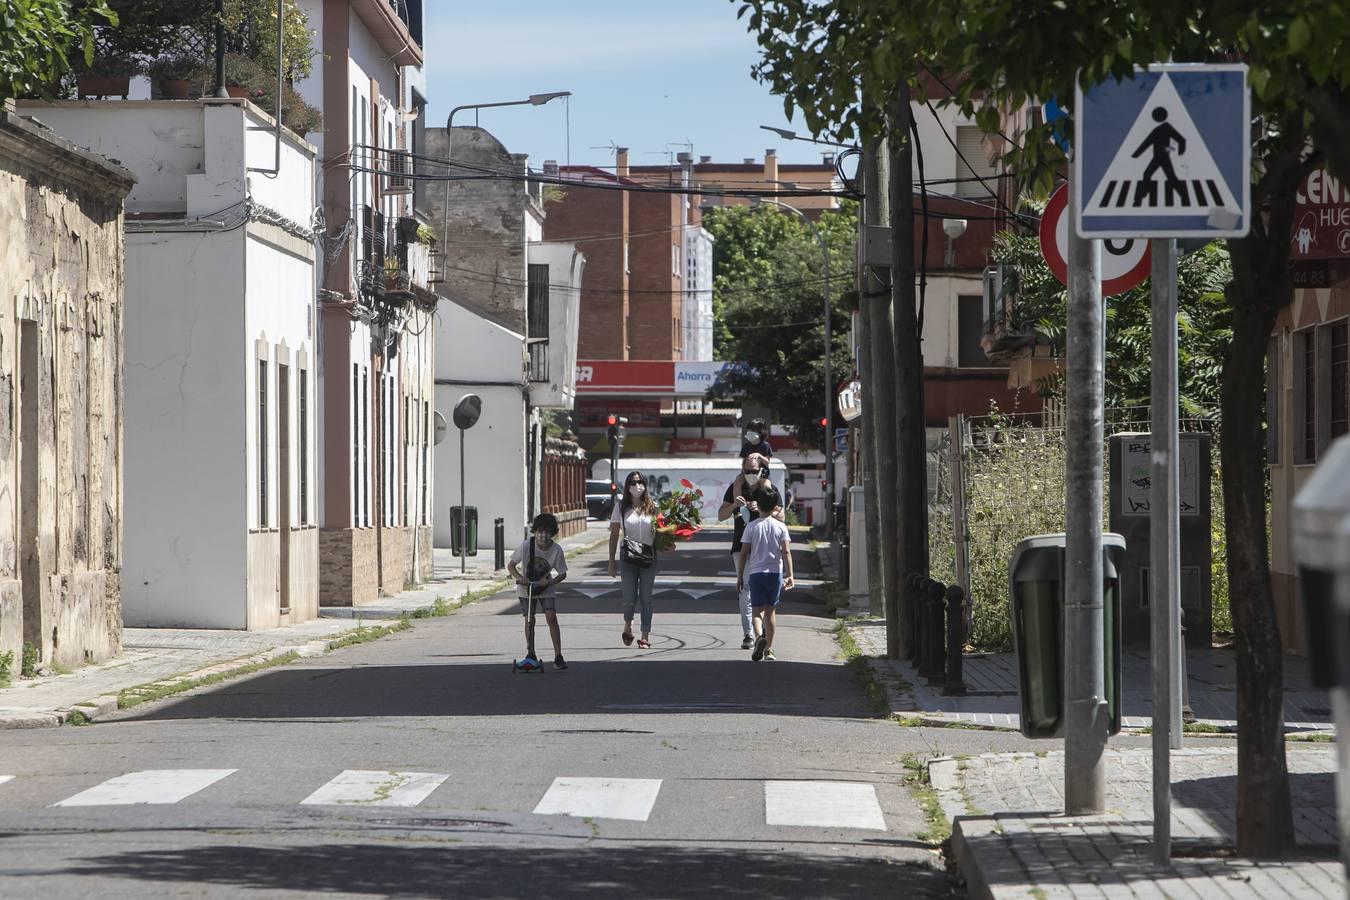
left=741, top=634, right=754, bottom=650
left=764, top=649, right=776, bottom=661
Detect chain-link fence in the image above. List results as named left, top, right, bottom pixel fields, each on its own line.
left=929, top=406, right=1229, bottom=652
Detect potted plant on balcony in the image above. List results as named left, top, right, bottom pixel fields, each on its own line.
left=77, top=56, right=144, bottom=99
left=147, top=54, right=200, bottom=99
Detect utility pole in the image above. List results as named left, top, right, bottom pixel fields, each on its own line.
left=864, top=132, right=900, bottom=654
left=1063, top=170, right=1108, bottom=815
left=890, top=82, right=925, bottom=658
left=857, top=136, right=884, bottom=618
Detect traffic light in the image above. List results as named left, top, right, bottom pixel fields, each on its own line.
left=818, top=417, right=828, bottom=427
left=606, top=414, right=627, bottom=452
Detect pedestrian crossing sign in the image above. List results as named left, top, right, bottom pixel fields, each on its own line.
left=1074, top=64, right=1249, bottom=239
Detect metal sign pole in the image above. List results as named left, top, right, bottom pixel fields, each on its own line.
left=1064, top=169, right=1108, bottom=815
left=1149, top=237, right=1180, bottom=864
left=459, top=426, right=467, bottom=574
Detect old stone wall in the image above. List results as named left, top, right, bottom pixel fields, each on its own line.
left=0, top=104, right=134, bottom=670
left=424, top=126, right=533, bottom=333
left=318, top=527, right=379, bottom=607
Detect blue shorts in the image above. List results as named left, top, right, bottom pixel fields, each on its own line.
left=748, top=572, right=783, bottom=608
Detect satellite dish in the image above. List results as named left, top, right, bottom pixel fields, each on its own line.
left=452, top=393, right=482, bottom=430
left=433, top=410, right=448, bottom=446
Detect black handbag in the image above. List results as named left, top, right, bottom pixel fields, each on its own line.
left=620, top=514, right=655, bottom=568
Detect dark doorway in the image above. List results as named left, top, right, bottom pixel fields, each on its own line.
left=19, top=320, right=40, bottom=652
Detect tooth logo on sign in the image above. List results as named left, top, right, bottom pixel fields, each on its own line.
left=1083, top=74, right=1238, bottom=219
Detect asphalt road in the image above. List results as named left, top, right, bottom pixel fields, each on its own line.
left=0, top=528, right=1112, bottom=898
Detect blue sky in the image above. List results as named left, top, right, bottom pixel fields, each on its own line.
left=421, top=1, right=831, bottom=171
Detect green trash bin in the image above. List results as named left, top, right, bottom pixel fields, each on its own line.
left=450, top=506, right=478, bottom=557
left=1008, top=533, right=1125, bottom=739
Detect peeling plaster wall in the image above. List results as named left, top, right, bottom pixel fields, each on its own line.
left=425, top=126, right=532, bottom=333
left=0, top=108, right=132, bottom=668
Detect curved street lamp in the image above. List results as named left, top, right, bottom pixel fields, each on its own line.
left=441, top=92, right=572, bottom=254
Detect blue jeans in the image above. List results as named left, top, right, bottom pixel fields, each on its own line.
left=621, top=558, right=658, bottom=634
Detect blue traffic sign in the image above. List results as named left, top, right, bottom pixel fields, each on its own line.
left=1074, top=64, right=1249, bottom=239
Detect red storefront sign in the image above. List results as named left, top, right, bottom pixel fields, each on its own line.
left=668, top=438, right=715, bottom=454
left=1292, top=168, right=1350, bottom=261
left=574, top=360, right=673, bottom=395
left=576, top=397, right=662, bottom=428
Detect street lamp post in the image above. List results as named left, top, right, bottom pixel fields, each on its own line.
left=758, top=197, right=833, bottom=539
left=442, top=91, right=571, bottom=254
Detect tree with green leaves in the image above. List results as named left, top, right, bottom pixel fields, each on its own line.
left=736, top=0, right=1347, bottom=856
left=992, top=234, right=1234, bottom=415
left=0, top=0, right=116, bottom=100
left=703, top=201, right=856, bottom=444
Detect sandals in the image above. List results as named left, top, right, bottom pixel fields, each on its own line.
left=636, top=639, right=651, bottom=649
left=621, top=631, right=634, bottom=646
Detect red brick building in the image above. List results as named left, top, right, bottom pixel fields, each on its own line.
left=544, top=149, right=689, bottom=361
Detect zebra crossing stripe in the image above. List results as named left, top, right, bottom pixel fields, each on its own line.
left=300, top=770, right=447, bottom=807
left=0, top=776, right=13, bottom=787
left=54, top=769, right=236, bottom=807
left=533, top=777, right=662, bottom=822
left=764, top=781, right=887, bottom=831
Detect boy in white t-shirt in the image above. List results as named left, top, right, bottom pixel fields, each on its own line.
left=507, top=513, right=569, bottom=669
left=735, top=484, right=794, bottom=661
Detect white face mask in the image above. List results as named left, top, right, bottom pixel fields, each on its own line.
left=743, top=471, right=761, bottom=486
left=745, top=432, right=761, bottom=444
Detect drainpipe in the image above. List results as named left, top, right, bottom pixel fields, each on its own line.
left=247, top=0, right=284, bottom=176
left=213, top=0, right=229, bottom=98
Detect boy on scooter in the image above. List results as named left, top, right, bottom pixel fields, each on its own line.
left=508, top=513, right=569, bottom=669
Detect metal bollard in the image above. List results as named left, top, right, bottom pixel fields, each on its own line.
left=943, top=584, right=967, bottom=696
left=926, top=579, right=947, bottom=686
left=493, top=518, right=505, bottom=571
left=906, top=574, right=926, bottom=669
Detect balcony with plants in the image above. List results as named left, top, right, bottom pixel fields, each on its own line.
left=29, top=0, right=324, bottom=139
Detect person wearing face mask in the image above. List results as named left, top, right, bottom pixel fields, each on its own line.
left=719, top=452, right=777, bottom=649
left=739, top=418, right=774, bottom=462
left=608, top=470, right=662, bottom=649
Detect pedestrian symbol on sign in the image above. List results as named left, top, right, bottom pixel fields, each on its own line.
left=1083, top=74, right=1239, bottom=220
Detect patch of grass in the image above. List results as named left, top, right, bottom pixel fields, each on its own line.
left=1288, top=732, right=1334, bottom=743
left=118, top=651, right=301, bottom=710
left=21, top=642, right=37, bottom=678
left=0, top=650, right=12, bottom=688
left=900, top=753, right=951, bottom=844
left=51, top=661, right=73, bottom=676
left=65, top=708, right=92, bottom=726
left=330, top=621, right=411, bottom=650
left=820, top=580, right=850, bottom=615
left=833, top=620, right=890, bottom=718
left=1029, top=889, right=1049, bottom=900
left=1183, top=721, right=1224, bottom=734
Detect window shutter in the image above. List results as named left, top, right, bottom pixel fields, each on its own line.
left=955, top=126, right=995, bottom=199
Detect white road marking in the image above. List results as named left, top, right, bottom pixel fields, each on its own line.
left=566, top=586, right=622, bottom=599
left=533, top=777, right=662, bottom=822
left=677, top=589, right=722, bottom=600
left=764, top=781, right=887, bottom=831
left=0, top=776, right=13, bottom=787
left=300, top=770, right=447, bottom=807
left=55, top=769, right=236, bottom=807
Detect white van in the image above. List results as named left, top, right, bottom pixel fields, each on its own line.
left=591, top=456, right=790, bottom=522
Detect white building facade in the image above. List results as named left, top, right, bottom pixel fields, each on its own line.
left=296, top=0, right=436, bottom=605
left=25, top=99, right=320, bottom=629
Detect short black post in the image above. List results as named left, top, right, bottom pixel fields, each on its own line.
left=907, top=574, right=926, bottom=672
left=493, top=517, right=505, bottom=571
left=943, top=584, right=967, bottom=696
left=926, top=580, right=947, bottom=686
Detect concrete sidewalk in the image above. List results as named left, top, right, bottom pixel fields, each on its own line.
left=933, top=746, right=1343, bottom=898
left=849, top=618, right=1334, bottom=735
left=0, top=521, right=610, bottom=729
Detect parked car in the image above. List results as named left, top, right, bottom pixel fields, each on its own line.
left=586, top=479, right=617, bottom=520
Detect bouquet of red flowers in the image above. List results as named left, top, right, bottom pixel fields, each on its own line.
left=654, top=479, right=703, bottom=550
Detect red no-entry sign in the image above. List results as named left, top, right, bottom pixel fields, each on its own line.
left=1039, top=183, right=1151, bottom=296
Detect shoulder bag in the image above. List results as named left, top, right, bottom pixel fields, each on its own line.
left=620, top=511, right=655, bottom=568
